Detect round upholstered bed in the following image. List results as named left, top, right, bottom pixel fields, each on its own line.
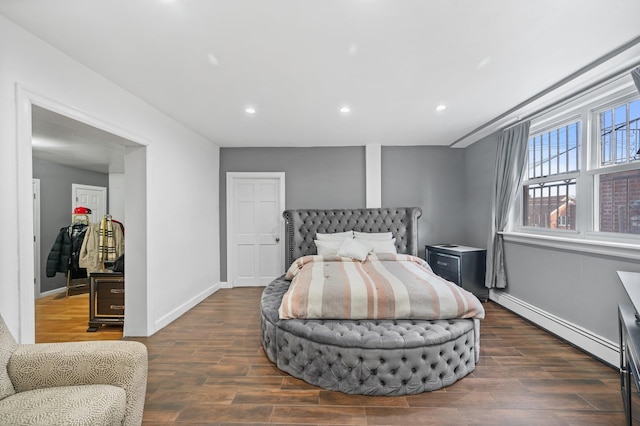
left=260, top=207, right=480, bottom=395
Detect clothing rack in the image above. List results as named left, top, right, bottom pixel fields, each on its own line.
left=46, top=212, right=125, bottom=296
left=66, top=215, right=90, bottom=296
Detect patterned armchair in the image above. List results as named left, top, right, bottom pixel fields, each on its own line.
left=0, top=314, right=147, bottom=425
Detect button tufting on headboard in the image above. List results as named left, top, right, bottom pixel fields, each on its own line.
left=282, top=207, right=422, bottom=269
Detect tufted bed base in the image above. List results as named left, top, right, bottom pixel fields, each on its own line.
left=260, top=208, right=480, bottom=395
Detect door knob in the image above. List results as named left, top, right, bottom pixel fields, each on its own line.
left=275, top=237, right=280, bottom=242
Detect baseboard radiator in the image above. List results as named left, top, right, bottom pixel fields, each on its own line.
left=490, top=290, right=618, bottom=367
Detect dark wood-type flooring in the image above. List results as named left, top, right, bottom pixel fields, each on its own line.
left=36, top=287, right=624, bottom=425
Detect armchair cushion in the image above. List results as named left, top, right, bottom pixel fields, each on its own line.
left=0, top=384, right=126, bottom=426
left=7, top=340, right=147, bottom=426
left=0, top=315, right=17, bottom=400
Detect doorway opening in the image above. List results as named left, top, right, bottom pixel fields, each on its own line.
left=17, top=87, right=148, bottom=343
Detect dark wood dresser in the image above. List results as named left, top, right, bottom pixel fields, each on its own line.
left=87, top=271, right=124, bottom=332
left=618, top=271, right=640, bottom=425
left=425, top=244, right=488, bottom=301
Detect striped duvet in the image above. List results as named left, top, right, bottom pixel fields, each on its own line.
left=279, top=254, right=485, bottom=320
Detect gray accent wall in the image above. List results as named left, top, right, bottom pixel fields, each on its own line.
left=221, top=145, right=475, bottom=280
left=502, top=241, right=639, bottom=343
left=463, top=132, right=499, bottom=249
left=381, top=146, right=466, bottom=259
left=33, top=158, right=109, bottom=293
left=219, top=146, right=366, bottom=281
left=463, top=130, right=639, bottom=349
left=221, top=137, right=634, bottom=351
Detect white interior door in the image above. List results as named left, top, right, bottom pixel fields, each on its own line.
left=72, top=183, right=107, bottom=223
left=227, top=172, right=285, bottom=287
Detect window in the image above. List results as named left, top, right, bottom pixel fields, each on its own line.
left=595, top=98, right=640, bottom=235
left=522, top=122, right=579, bottom=230
left=518, top=76, right=640, bottom=241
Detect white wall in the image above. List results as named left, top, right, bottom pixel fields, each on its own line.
left=108, top=173, right=125, bottom=221
left=0, top=16, right=220, bottom=342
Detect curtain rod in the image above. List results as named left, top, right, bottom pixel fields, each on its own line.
left=449, top=34, right=640, bottom=146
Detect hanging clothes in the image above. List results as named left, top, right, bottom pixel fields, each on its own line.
left=45, top=223, right=89, bottom=277
left=98, top=215, right=116, bottom=263
left=79, top=218, right=124, bottom=273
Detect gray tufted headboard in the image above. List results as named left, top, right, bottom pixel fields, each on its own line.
left=282, top=207, right=422, bottom=269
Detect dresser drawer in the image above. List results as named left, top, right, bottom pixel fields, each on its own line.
left=88, top=272, right=125, bottom=331
left=96, top=297, right=124, bottom=317
left=96, top=280, right=124, bottom=298
left=428, top=252, right=460, bottom=273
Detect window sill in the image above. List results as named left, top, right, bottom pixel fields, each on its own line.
left=500, top=231, right=640, bottom=260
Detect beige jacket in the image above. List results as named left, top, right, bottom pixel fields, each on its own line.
left=79, top=222, right=125, bottom=273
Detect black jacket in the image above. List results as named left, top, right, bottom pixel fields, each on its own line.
left=45, top=224, right=88, bottom=277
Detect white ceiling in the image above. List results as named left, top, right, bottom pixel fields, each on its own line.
left=31, top=106, right=132, bottom=174
left=3, top=0, right=640, bottom=172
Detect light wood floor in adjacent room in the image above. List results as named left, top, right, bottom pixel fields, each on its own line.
left=36, top=291, right=123, bottom=342
left=37, top=287, right=625, bottom=425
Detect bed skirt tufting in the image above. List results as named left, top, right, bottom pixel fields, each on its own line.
left=261, top=276, right=480, bottom=395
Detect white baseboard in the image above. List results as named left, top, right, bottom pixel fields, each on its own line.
left=154, top=282, right=222, bottom=332
left=489, top=290, right=619, bottom=367
left=37, top=287, right=66, bottom=298
left=220, top=281, right=231, bottom=289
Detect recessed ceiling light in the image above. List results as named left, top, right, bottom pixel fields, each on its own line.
left=435, top=104, right=447, bottom=112
left=245, top=107, right=256, bottom=115
left=477, top=56, right=491, bottom=70
left=207, top=53, right=219, bottom=66
left=339, top=105, right=351, bottom=114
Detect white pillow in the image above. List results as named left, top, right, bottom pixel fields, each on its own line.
left=354, top=231, right=393, bottom=240
left=359, top=238, right=397, bottom=254
left=337, top=238, right=373, bottom=261
left=314, top=239, right=344, bottom=256
left=316, top=231, right=354, bottom=241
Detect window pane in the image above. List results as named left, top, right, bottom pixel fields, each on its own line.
left=541, top=133, right=549, bottom=176
left=599, top=169, right=640, bottom=234
left=528, top=122, right=580, bottom=179
left=600, top=110, right=612, bottom=165
left=600, top=100, right=640, bottom=166
left=528, top=135, right=537, bottom=179
left=523, top=179, right=576, bottom=229
left=631, top=99, right=640, bottom=160
left=549, top=130, right=558, bottom=175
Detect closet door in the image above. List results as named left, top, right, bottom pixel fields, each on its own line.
left=72, top=184, right=107, bottom=223
left=227, top=173, right=285, bottom=287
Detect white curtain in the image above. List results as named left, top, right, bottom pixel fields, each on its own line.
left=485, top=121, right=531, bottom=289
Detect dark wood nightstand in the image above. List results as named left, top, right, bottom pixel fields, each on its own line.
left=425, top=244, right=488, bottom=301
left=87, top=271, right=124, bottom=332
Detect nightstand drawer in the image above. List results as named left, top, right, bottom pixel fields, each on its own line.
left=425, top=244, right=488, bottom=301
left=432, top=268, right=459, bottom=284
left=428, top=252, right=460, bottom=273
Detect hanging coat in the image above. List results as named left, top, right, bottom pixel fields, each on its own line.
left=45, top=224, right=88, bottom=277
left=79, top=222, right=124, bottom=273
